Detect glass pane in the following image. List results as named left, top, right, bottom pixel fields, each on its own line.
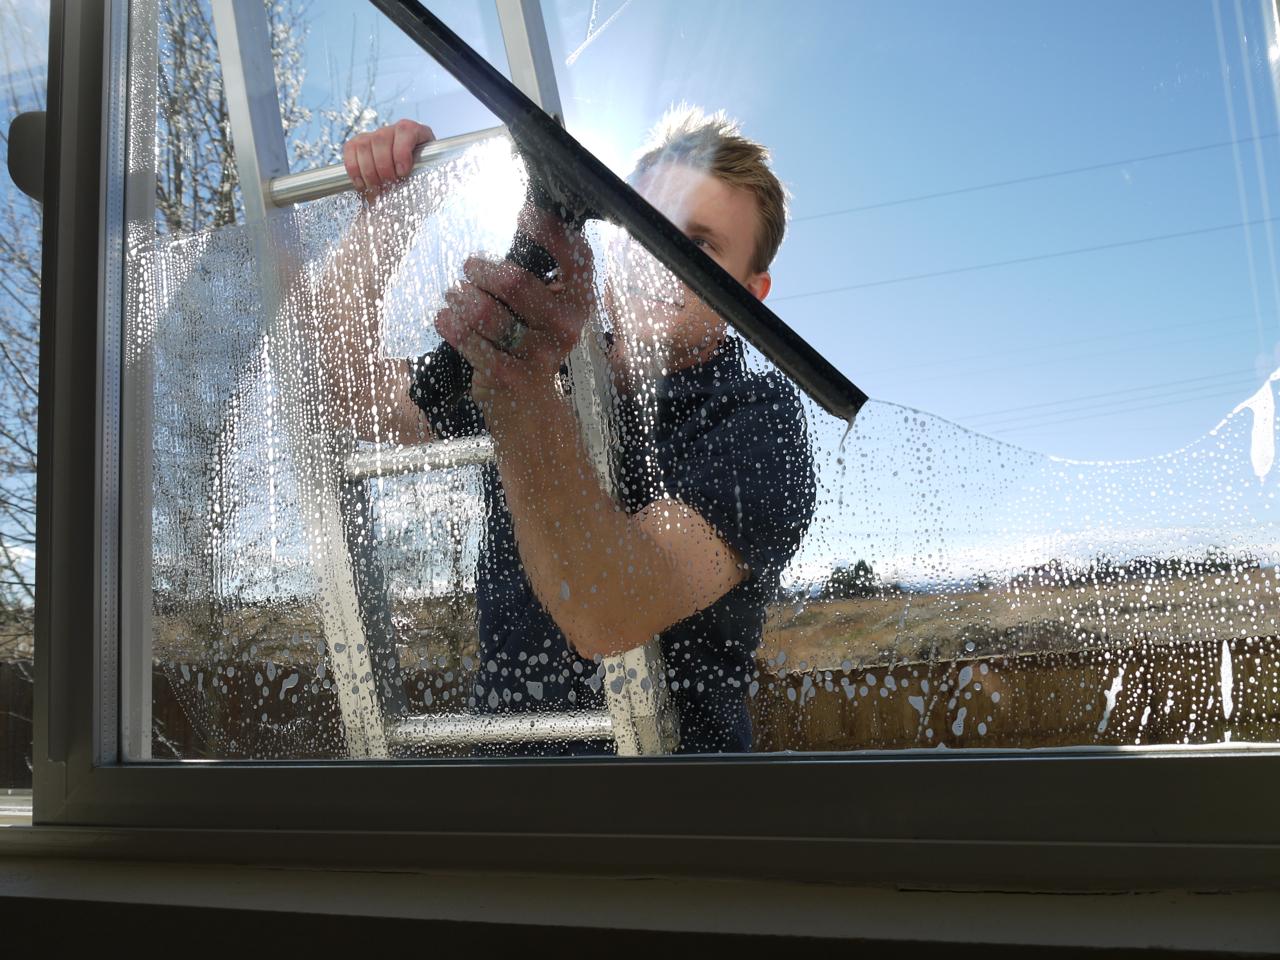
left=132, top=0, right=516, bottom=760
left=0, top=0, right=48, bottom=795
left=124, top=0, right=1280, bottom=761
left=542, top=0, right=1280, bottom=749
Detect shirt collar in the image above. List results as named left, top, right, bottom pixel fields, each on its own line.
left=657, top=335, right=745, bottom=402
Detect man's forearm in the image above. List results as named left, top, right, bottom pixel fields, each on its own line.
left=486, top=383, right=687, bottom=659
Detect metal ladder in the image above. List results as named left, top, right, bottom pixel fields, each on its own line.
left=197, top=0, right=677, bottom=758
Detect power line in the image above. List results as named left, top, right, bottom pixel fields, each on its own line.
left=990, top=386, right=1250, bottom=436
left=972, top=377, right=1257, bottom=432
left=861, top=312, right=1250, bottom=379
left=988, top=383, right=1255, bottom=435
left=791, top=131, right=1280, bottom=223
left=772, top=215, right=1280, bottom=302
left=959, top=367, right=1256, bottom=424
left=876, top=327, right=1241, bottom=395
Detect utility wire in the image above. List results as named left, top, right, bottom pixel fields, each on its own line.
left=861, top=312, right=1250, bottom=379
left=791, top=131, right=1279, bottom=222
left=886, top=328, right=1242, bottom=393
left=959, top=366, right=1256, bottom=424
left=772, top=215, right=1280, bottom=302
left=989, top=383, right=1255, bottom=435
left=972, top=377, right=1257, bottom=432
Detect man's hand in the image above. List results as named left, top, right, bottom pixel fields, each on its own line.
left=434, top=204, right=595, bottom=406
left=342, top=119, right=435, bottom=201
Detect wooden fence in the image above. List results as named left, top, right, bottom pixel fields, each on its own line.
left=4, top=634, right=1276, bottom=786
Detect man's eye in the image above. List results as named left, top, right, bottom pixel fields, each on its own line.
left=691, top=237, right=710, bottom=250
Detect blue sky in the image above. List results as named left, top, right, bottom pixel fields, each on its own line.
left=286, top=0, right=1280, bottom=587
left=307, top=0, right=1280, bottom=463
left=4, top=1, right=1271, bottom=593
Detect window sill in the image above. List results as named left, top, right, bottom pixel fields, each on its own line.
left=1, top=818, right=1279, bottom=896
left=0, top=852, right=1277, bottom=953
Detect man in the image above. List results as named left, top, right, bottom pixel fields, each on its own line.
left=325, top=107, right=815, bottom=753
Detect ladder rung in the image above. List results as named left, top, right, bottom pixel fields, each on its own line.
left=345, top=435, right=494, bottom=480
left=386, top=710, right=614, bottom=749
left=269, top=125, right=509, bottom=207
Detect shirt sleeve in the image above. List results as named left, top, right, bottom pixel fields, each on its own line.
left=665, top=373, right=817, bottom=591
left=407, top=343, right=485, bottom=439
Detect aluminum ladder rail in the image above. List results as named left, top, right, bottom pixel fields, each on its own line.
left=212, top=0, right=676, bottom=756
left=213, top=0, right=390, bottom=757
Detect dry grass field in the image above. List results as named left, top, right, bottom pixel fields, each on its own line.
left=141, top=562, right=1277, bottom=671
left=751, top=563, right=1280, bottom=750
left=760, top=564, right=1279, bottom=672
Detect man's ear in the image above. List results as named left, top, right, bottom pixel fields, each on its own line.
left=746, top=271, right=772, bottom=302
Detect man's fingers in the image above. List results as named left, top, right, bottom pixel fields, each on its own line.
left=391, top=129, right=414, bottom=180
left=434, top=306, right=456, bottom=345
left=437, top=278, right=570, bottom=383
left=457, top=328, right=524, bottom=398
left=345, top=120, right=436, bottom=198
left=463, top=257, right=579, bottom=346
left=355, top=140, right=382, bottom=198
left=443, top=283, right=514, bottom=347
left=392, top=120, right=434, bottom=178
left=435, top=252, right=589, bottom=393
left=342, top=139, right=365, bottom=194
left=370, top=130, right=397, bottom=188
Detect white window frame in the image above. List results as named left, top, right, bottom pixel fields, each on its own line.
left=14, top=0, right=1280, bottom=893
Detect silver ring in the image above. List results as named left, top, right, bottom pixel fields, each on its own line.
left=497, top=318, right=528, bottom=354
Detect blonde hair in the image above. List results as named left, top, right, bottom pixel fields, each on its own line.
left=632, top=105, right=788, bottom=274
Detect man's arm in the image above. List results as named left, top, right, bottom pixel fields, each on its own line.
left=487, top=383, right=747, bottom=659
left=434, top=213, right=747, bottom=659
left=309, top=120, right=435, bottom=445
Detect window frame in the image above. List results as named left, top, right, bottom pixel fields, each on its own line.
left=18, top=0, right=1280, bottom=892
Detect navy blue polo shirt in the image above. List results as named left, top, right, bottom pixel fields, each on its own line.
left=408, top=336, right=816, bottom=753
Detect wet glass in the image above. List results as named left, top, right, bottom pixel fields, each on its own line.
left=541, top=0, right=1280, bottom=750
left=126, top=0, right=1280, bottom=760
left=0, top=0, right=48, bottom=795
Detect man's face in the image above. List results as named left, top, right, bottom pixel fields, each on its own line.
left=605, top=161, right=772, bottom=370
